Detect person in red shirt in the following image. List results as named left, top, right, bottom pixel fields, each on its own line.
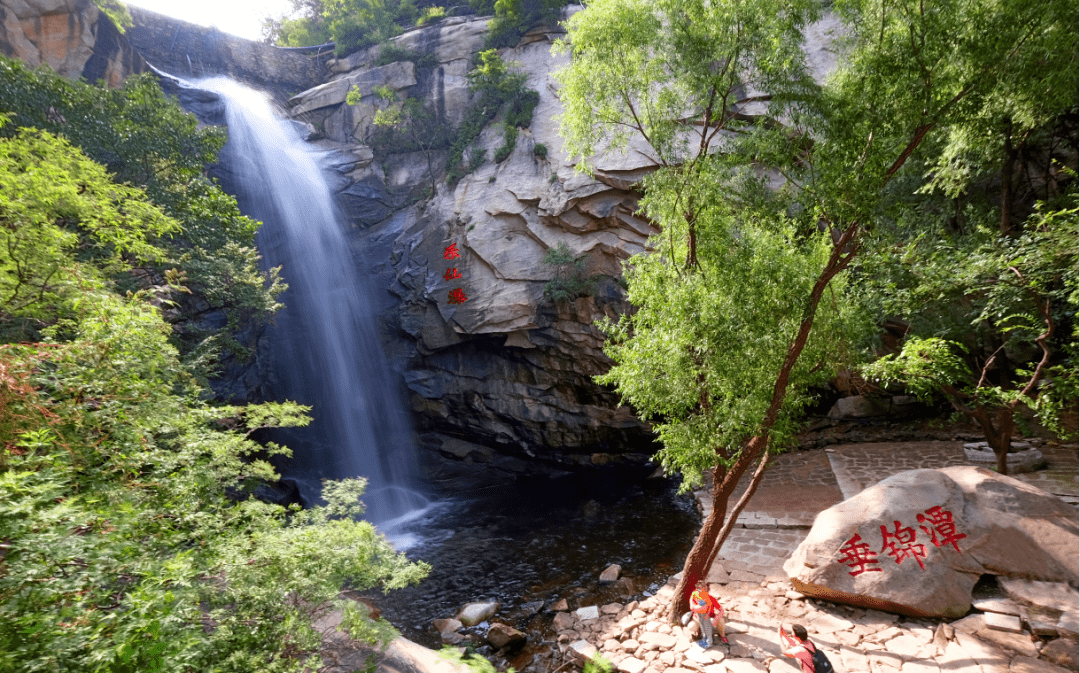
left=779, top=623, right=832, bottom=673
left=688, top=580, right=727, bottom=647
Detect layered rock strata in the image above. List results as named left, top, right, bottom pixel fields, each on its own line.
left=283, top=13, right=663, bottom=477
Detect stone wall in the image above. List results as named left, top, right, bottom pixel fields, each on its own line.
left=0, top=0, right=146, bottom=87
left=126, top=5, right=327, bottom=103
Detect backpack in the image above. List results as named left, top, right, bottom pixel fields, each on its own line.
left=805, top=640, right=834, bottom=673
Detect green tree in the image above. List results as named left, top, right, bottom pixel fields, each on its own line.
left=557, top=0, right=1076, bottom=619
left=541, top=242, right=598, bottom=304
left=0, top=58, right=285, bottom=382
left=862, top=195, right=1079, bottom=473
left=358, top=84, right=444, bottom=193
left=0, top=124, right=177, bottom=334
left=0, top=121, right=428, bottom=672
left=483, top=0, right=565, bottom=49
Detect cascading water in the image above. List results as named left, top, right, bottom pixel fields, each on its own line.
left=195, top=78, right=428, bottom=532
left=171, top=78, right=702, bottom=666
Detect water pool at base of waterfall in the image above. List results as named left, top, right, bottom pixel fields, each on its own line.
left=357, top=469, right=700, bottom=668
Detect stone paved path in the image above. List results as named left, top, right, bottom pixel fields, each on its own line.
left=534, top=438, right=1079, bottom=673
left=702, top=438, right=1079, bottom=586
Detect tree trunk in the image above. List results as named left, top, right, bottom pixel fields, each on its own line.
left=966, top=405, right=1015, bottom=475
left=665, top=222, right=861, bottom=620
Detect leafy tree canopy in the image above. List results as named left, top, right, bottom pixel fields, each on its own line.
left=0, top=57, right=285, bottom=380
left=557, top=0, right=1077, bottom=619
left=0, top=118, right=429, bottom=672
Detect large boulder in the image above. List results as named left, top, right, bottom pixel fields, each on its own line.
left=784, top=466, right=1079, bottom=618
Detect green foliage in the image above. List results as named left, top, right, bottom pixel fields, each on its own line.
left=493, top=123, right=517, bottom=163
left=542, top=242, right=600, bottom=304
left=559, top=0, right=1078, bottom=485
left=447, top=50, right=538, bottom=185
left=273, top=15, right=334, bottom=47
left=596, top=182, right=867, bottom=484
left=532, top=142, right=547, bottom=159
left=261, top=0, right=331, bottom=45
left=469, top=146, right=488, bottom=170
left=416, top=5, right=446, bottom=26
left=555, top=0, right=820, bottom=174
left=861, top=194, right=1079, bottom=437
left=362, top=85, right=447, bottom=192
left=0, top=57, right=285, bottom=377
left=92, top=0, right=133, bottom=32
left=439, top=647, right=514, bottom=673
left=505, top=88, right=539, bottom=128
left=374, top=43, right=438, bottom=69
left=584, top=655, right=615, bottom=673
left=0, top=126, right=429, bottom=671
left=558, top=0, right=837, bottom=483
left=324, top=0, right=404, bottom=56
left=483, top=0, right=564, bottom=49
left=0, top=126, right=177, bottom=332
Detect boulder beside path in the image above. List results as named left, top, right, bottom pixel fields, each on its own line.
left=784, top=466, right=1079, bottom=618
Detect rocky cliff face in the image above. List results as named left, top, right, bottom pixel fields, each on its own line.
left=0, top=0, right=146, bottom=87
left=285, top=13, right=665, bottom=479
left=125, top=6, right=328, bottom=104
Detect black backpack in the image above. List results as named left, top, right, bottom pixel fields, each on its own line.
left=805, top=640, right=834, bottom=673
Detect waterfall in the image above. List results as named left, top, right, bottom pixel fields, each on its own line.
left=195, top=78, right=427, bottom=531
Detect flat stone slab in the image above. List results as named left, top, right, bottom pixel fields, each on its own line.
left=1009, top=655, right=1074, bottom=673
left=984, top=611, right=1023, bottom=633
left=576, top=605, right=600, bottom=621
left=639, top=631, right=677, bottom=648
left=615, top=656, right=646, bottom=673
left=569, top=640, right=598, bottom=665
left=972, top=597, right=1024, bottom=616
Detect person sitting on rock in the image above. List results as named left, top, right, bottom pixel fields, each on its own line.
left=779, top=623, right=833, bottom=673
left=688, top=580, right=727, bottom=648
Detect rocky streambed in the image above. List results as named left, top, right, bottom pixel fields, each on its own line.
left=357, top=469, right=700, bottom=669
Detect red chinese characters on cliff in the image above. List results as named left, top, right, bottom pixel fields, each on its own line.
left=836, top=506, right=966, bottom=576
left=443, top=243, right=467, bottom=304
left=447, top=288, right=468, bottom=305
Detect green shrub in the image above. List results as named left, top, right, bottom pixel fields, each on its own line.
left=533, top=142, right=547, bottom=158
left=375, top=43, right=438, bottom=69
left=494, top=123, right=518, bottom=163
left=483, top=0, right=565, bottom=49
left=505, top=88, right=539, bottom=128
left=0, top=120, right=429, bottom=673
left=446, top=51, right=538, bottom=185
left=416, top=5, right=446, bottom=25
left=542, top=242, right=600, bottom=304
left=469, top=146, right=488, bottom=170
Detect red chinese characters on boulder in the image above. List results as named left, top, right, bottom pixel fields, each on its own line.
left=880, top=520, right=928, bottom=570
left=917, top=506, right=967, bottom=552
left=443, top=243, right=467, bottom=304
left=835, top=506, right=967, bottom=574
left=836, top=533, right=883, bottom=576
